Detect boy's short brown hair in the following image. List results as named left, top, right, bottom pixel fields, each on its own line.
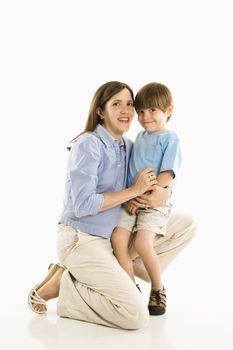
left=135, top=82, right=173, bottom=121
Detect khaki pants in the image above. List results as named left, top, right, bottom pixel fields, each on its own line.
left=57, top=214, right=196, bottom=329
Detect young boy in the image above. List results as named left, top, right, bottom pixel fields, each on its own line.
left=111, top=82, right=181, bottom=315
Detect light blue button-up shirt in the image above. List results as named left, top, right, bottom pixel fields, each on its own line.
left=59, top=125, right=133, bottom=238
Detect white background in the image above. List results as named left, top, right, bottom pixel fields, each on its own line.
left=0, top=1, right=233, bottom=349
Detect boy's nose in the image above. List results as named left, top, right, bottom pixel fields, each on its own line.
left=141, top=111, right=150, bottom=119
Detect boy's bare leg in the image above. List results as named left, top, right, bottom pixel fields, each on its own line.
left=134, top=230, right=163, bottom=290
left=111, top=227, right=135, bottom=282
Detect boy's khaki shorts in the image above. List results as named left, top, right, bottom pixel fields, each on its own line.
left=117, top=203, right=172, bottom=236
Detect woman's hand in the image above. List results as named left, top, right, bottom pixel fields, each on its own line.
left=127, top=185, right=172, bottom=215
left=139, top=185, right=171, bottom=207
left=131, top=168, right=157, bottom=197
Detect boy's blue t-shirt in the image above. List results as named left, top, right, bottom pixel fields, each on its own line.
left=127, top=130, right=181, bottom=187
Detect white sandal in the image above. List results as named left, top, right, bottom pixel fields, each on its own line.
left=28, top=263, right=63, bottom=314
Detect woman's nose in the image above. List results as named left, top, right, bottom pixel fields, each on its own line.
left=121, top=105, right=130, bottom=113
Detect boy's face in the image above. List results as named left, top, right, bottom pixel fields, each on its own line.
left=136, top=106, right=172, bottom=132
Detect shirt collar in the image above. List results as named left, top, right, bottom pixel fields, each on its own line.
left=95, top=124, right=125, bottom=147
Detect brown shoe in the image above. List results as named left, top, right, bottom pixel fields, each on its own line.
left=148, top=287, right=166, bottom=315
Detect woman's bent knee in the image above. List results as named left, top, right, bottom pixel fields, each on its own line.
left=131, top=309, right=149, bottom=330
left=185, top=214, right=197, bottom=239
left=174, top=213, right=197, bottom=240
left=121, top=303, right=149, bottom=330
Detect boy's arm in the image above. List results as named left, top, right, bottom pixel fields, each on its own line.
left=156, top=170, right=174, bottom=188
left=126, top=173, right=175, bottom=215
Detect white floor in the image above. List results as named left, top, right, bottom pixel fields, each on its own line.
left=1, top=292, right=232, bottom=350
left=1, top=234, right=233, bottom=350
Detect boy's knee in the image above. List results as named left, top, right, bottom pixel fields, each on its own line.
left=134, top=236, right=152, bottom=255
left=111, top=228, right=128, bottom=243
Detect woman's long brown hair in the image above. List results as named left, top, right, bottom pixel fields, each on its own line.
left=67, top=81, right=134, bottom=150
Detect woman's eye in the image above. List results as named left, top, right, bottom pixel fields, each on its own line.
left=128, top=102, right=134, bottom=106
left=113, top=102, right=120, bottom=106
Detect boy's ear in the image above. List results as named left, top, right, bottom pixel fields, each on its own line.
left=167, top=104, right=174, bottom=117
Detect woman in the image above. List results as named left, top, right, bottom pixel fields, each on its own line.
left=28, top=81, right=196, bottom=329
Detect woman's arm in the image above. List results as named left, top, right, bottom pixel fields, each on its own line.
left=100, top=167, right=157, bottom=211
left=126, top=178, right=176, bottom=215
left=69, top=136, right=157, bottom=217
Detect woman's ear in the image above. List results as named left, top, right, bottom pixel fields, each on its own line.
left=96, top=107, right=104, bottom=120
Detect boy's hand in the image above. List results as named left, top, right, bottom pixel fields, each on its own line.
left=125, top=199, right=141, bottom=215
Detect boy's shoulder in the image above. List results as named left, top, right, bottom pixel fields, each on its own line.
left=136, top=130, right=179, bottom=141
left=163, top=130, right=179, bottom=140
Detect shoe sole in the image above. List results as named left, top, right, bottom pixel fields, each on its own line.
left=148, top=307, right=166, bottom=316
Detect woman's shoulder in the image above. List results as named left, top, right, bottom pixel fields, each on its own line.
left=69, top=132, right=103, bottom=158
left=74, top=131, right=101, bottom=146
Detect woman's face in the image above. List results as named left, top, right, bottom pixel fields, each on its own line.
left=101, top=88, right=134, bottom=139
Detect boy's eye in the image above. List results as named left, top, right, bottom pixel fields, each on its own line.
left=149, top=108, right=156, bottom=112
